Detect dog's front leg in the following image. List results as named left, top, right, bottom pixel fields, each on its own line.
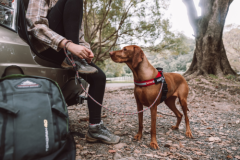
left=134, top=100, right=143, bottom=141
left=150, top=104, right=159, bottom=149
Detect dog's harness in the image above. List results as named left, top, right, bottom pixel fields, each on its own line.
left=134, top=68, right=168, bottom=103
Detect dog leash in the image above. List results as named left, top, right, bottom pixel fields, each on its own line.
left=63, top=41, right=163, bottom=115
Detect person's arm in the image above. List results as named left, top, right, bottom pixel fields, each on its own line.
left=79, top=20, right=92, bottom=50
left=26, top=0, right=65, bottom=52
left=78, top=20, right=94, bottom=63
left=26, top=0, right=93, bottom=60
left=58, top=39, right=93, bottom=59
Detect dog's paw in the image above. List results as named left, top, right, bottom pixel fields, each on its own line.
left=134, top=134, right=142, bottom=141
left=150, top=142, right=159, bottom=150
left=171, top=126, right=179, bottom=130
left=186, top=131, right=193, bottom=138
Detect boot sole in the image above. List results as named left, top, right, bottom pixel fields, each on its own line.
left=78, top=70, right=98, bottom=74
left=85, top=135, right=120, bottom=144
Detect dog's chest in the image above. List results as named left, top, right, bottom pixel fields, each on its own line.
left=134, top=86, right=159, bottom=106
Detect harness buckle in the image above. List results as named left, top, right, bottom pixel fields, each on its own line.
left=154, top=77, right=164, bottom=84
left=156, top=67, right=163, bottom=72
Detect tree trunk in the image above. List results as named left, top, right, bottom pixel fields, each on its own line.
left=183, top=0, right=236, bottom=77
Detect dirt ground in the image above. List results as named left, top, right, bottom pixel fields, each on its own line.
left=68, top=76, right=240, bottom=160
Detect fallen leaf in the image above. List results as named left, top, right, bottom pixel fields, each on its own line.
left=227, top=155, right=233, bottom=159
left=101, top=114, right=107, bottom=118
left=235, top=155, right=240, bottom=159
left=108, top=150, right=116, bottom=153
left=232, top=147, right=237, bottom=151
left=179, top=141, right=184, bottom=148
left=157, top=114, right=163, bottom=118
left=195, top=151, right=206, bottom=156
left=79, top=117, right=89, bottom=121
left=133, top=149, right=141, bottom=154
left=141, top=154, right=153, bottom=158
left=154, top=155, right=163, bottom=158
left=208, top=137, right=221, bottom=142
left=157, top=152, right=168, bottom=157
left=113, top=143, right=127, bottom=149
left=140, top=144, right=148, bottom=148
left=164, top=144, right=171, bottom=148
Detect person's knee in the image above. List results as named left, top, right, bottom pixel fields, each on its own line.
left=88, top=71, right=106, bottom=86
left=69, top=0, right=82, bottom=5
left=98, top=71, right=106, bottom=85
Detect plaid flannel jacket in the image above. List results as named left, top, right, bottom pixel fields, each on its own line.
left=26, top=0, right=91, bottom=53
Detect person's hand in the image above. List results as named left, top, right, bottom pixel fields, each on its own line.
left=86, top=57, right=93, bottom=63
left=59, top=39, right=94, bottom=60
left=67, top=43, right=93, bottom=59
left=85, top=50, right=94, bottom=63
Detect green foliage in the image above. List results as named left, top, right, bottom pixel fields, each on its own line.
left=97, top=59, right=126, bottom=77
left=223, top=24, right=240, bottom=72
left=150, top=52, right=193, bottom=72
left=209, top=74, right=218, bottom=79
left=225, top=74, right=236, bottom=80
left=83, top=0, right=171, bottom=62
left=146, top=32, right=195, bottom=56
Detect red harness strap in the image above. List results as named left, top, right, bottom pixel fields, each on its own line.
left=134, top=71, right=163, bottom=87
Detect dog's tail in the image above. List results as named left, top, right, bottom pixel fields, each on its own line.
left=188, top=86, right=195, bottom=104
left=178, top=83, right=191, bottom=112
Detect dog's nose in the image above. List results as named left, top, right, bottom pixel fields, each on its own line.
left=109, top=51, right=114, bottom=56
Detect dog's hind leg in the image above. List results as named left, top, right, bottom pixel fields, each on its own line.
left=178, top=84, right=193, bottom=138
left=134, top=100, right=143, bottom=141
left=164, top=96, right=183, bottom=130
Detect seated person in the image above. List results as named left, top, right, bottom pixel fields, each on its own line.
left=26, top=0, right=120, bottom=144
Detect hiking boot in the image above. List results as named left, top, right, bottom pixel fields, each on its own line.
left=86, top=121, right=120, bottom=144
left=64, top=56, right=98, bottom=74
left=61, top=59, right=73, bottom=69
left=75, top=59, right=98, bottom=74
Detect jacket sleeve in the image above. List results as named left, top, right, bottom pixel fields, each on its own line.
left=79, top=20, right=92, bottom=52
left=26, top=0, right=65, bottom=52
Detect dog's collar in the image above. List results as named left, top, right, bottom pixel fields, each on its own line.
left=134, top=71, right=164, bottom=87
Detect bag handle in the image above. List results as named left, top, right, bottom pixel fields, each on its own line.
left=1, top=65, right=24, bottom=78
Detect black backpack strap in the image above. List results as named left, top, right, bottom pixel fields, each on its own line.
left=1, top=65, right=24, bottom=78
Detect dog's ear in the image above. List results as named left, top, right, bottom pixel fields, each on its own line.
left=132, top=47, right=144, bottom=68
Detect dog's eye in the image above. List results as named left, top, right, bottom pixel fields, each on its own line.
left=123, top=48, right=127, bottom=51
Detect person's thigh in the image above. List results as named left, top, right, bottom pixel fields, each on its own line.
left=47, top=0, right=68, bottom=35
left=40, top=48, right=66, bottom=65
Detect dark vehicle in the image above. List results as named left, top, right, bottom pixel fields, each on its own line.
left=0, top=0, right=87, bottom=103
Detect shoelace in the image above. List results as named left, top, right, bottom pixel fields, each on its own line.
left=66, top=50, right=88, bottom=67
left=80, top=59, right=89, bottom=66
left=99, top=125, right=112, bottom=136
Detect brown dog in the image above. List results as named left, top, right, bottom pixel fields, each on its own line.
left=109, top=45, right=193, bottom=149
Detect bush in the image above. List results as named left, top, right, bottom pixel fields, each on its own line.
left=151, top=52, right=193, bottom=72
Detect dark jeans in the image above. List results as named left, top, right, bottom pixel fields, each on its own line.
left=42, top=0, right=105, bottom=124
